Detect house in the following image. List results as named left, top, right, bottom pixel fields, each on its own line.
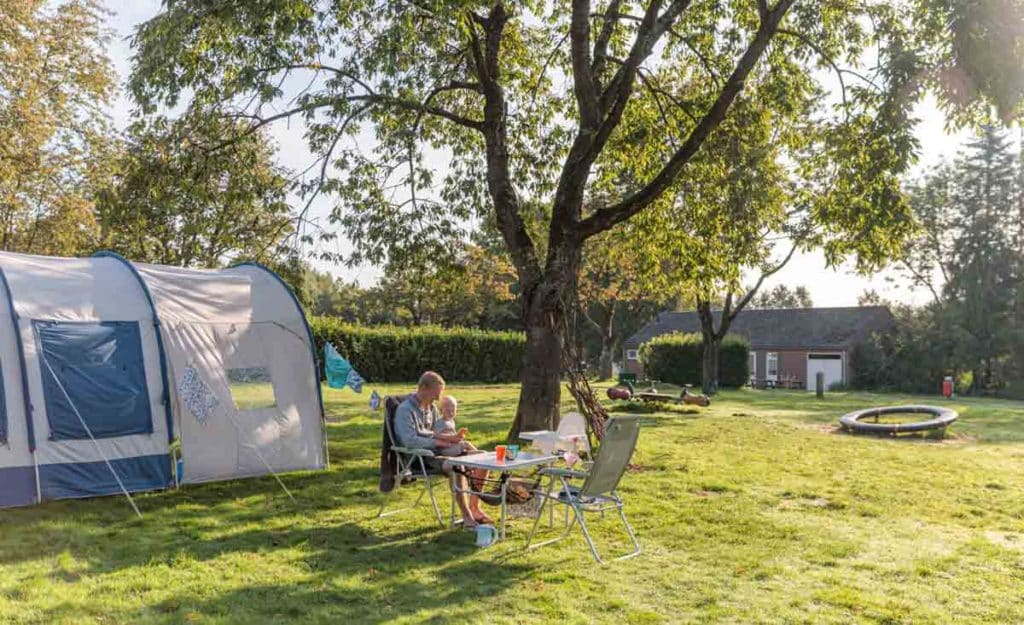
left=621, top=306, right=895, bottom=389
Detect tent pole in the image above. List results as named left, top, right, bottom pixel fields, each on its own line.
left=32, top=451, right=40, bottom=504
left=323, top=402, right=331, bottom=471
left=36, top=350, right=143, bottom=519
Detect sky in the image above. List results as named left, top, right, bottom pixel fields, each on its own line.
left=102, top=1, right=970, bottom=307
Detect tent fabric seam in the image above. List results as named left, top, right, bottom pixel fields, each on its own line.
left=92, top=251, right=175, bottom=443
left=230, top=261, right=329, bottom=468
left=0, top=266, right=36, bottom=452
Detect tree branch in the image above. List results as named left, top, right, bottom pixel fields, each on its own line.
left=590, top=0, right=624, bottom=85
left=732, top=241, right=799, bottom=316
left=571, top=0, right=601, bottom=129
left=898, top=258, right=942, bottom=303
left=348, top=94, right=484, bottom=130
left=777, top=28, right=847, bottom=116
left=549, top=0, right=694, bottom=251
left=575, top=0, right=797, bottom=240
left=637, top=67, right=700, bottom=125
left=468, top=5, right=541, bottom=285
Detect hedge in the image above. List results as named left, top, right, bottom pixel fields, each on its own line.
left=309, top=317, right=525, bottom=382
left=639, top=332, right=750, bottom=388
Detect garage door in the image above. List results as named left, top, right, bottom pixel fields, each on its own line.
left=807, top=353, right=843, bottom=392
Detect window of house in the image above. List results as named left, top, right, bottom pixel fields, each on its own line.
left=766, top=352, right=779, bottom=379
left=35, top=320, right=152, bottom=441
left=227, top=366, right=278, bottom=410
left=625, top=349, right=638, bottom=361
left=749, top=351, right=757, bottom=379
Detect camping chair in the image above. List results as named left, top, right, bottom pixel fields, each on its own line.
left=525, top=415, right=642, bottom=564
left=376, top=395, right=446, bottom=527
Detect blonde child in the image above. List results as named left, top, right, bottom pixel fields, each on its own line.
left=433, top=395, right=477, bottom=455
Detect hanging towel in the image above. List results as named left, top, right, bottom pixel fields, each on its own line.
left=325, top=342, right=365, bottom=393
left=179, top=365, right=220, bottom=425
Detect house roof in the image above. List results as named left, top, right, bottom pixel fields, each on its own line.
left=622, top=306, right=895, bottom=351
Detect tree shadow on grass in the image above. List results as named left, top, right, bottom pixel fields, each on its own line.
left=144, top=558, right=534, bottom=624
left=18, top=514, right=536, bottom=624
left=0, top=465, right=539, bottom=624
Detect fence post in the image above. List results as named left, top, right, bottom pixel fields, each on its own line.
left=816, top=372, right=825, bottom=398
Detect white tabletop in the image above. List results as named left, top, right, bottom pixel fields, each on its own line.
left=443, top=450, right=558, bottom=471
left=519, top=430, right=561, bottom=441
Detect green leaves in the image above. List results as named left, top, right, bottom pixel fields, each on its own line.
left=126, top=0, right=1024, bottom=313
left=309, top=317, right=525, bottom=382
left=0, top=0, right=115, bottom=255
left=640, top=332, right=750, bottom=388
left=95, top=112, right=293, bottom=267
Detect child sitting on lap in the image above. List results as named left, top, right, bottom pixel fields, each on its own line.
left=433, top=395, right=478, bottom=456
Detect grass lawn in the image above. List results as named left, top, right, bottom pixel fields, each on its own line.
left=2, top=384, right=1024, bottom=624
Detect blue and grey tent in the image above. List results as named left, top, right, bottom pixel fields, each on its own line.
left=0, top=251, right=327, bottom=509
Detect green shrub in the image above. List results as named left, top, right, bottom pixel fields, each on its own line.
left=639, top=332, right=750, bottom=388
left=309, top=317, right=525, bottom=382
left=718, top=336, right=751, bottom=388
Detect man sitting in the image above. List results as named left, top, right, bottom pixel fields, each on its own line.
left=393, top=371, right=492, bottom=527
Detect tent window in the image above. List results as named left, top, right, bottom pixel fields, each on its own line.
left=226, top=367, right=277, bottom=410
left=35, top=321, right=153, bottom=441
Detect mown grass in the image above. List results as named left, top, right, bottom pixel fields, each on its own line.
left=2, top=384, right=1024, bottom=624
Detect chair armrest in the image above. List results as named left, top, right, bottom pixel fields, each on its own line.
left=392, top=446, right=436, bottom=458
left=539, top=467, right=589, bottom=479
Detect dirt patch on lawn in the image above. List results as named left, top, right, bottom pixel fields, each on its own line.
left=985, top=531, right=1024, bottom=551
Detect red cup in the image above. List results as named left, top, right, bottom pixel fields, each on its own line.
left=495, top=445, right=507, bottom=463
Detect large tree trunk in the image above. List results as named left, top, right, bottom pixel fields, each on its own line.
left=696, top=299, right=724, bottom=395
left=511, top=305, right=564, bottom=438
left=701, top=336, right=721, bottom=395
left=508, top=284, right=566, bottom=441
left=508, top=247, right=581, bottom=441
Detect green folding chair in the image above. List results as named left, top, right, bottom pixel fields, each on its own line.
left=525, top=415, right=642, bottom=563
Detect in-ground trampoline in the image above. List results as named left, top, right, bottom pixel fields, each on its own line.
left=839, top=405, right=958, bottom=435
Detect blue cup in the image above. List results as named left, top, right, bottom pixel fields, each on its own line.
left=475, top=524, right=497, bottom=547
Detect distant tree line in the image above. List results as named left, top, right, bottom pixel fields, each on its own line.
left=1, top=2, right=294, bottom=270
left=854, top=128, right=1024, bottom=397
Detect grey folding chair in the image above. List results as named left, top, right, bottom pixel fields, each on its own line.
left=376, top=395, right=446, bottom=527
left=526, top=415, right=642, bottom=563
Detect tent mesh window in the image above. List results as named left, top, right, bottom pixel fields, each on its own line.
left=34, top=320, right=154, bottom=441
left=226, top=366, right=278, bottom=410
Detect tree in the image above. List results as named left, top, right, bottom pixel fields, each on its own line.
left=0, top=0, right=115, bottom=256
left=750, top=284, right=813, bottom=309
left=694, top=246, right=797, bottom=394
left=577, top=227, right=670, bottom=380
left=130, top=0, right=1024, bottom=435
left=96, top=114, right=294, bottom=267
left=900, top=126, right=1022, bottom=392
left=366, top=243, right=518, bottom=327
left=857, top=289, right=886, bottom=307
left=948, top=128, right=1017, bottom=389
